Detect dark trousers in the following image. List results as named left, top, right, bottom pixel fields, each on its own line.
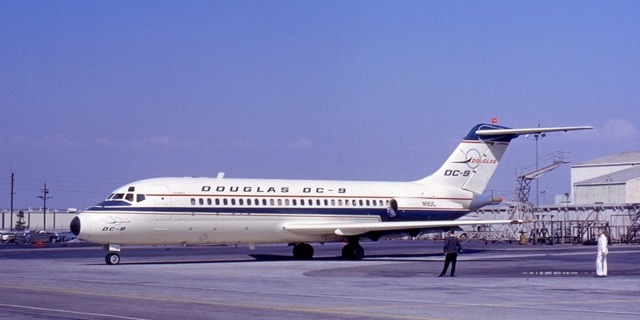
left=440, top=253, right=458, bottom=276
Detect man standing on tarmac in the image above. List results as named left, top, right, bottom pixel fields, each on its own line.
left=439, top=230, right=462, bottom=277
left=596, top=228, right=608, bottom=277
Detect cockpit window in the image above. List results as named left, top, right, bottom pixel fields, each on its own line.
left=102, top=192, right=146, bottom=205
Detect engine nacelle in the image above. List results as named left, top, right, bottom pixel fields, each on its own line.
left=469, top=195, right=503, bottom=211
left=387, top=197, right=465, bottom=218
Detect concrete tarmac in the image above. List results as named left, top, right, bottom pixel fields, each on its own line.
left=1, top=240, right=639, bottom=320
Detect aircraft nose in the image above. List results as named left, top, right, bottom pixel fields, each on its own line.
left=70, top=216, right=81, bottom=236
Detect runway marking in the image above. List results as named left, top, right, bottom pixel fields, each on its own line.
left=0, top=284, right=445, bottom=320
left=4, top=277, right=639, bottom=319
left=367, top=249, right=639, bottom=261
left=0, top=303, right=150, bottom=320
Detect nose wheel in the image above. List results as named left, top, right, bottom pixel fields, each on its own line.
left=104, top=244, right=122, bottom=265
left=105, top=253, right=121, bottom=265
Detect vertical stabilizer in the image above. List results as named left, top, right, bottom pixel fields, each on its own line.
left=418, top=124, right=517, bottom=194
left=418, top=123, right=592, bottom=194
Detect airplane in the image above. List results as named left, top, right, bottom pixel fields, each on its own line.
left=70, top=123, right=592, bottom=265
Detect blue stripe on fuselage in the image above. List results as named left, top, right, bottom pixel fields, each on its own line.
left=85, top=205, right=468, bottom=221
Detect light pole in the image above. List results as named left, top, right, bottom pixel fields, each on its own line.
left=37, top=183, right=52, bottom=230
left=533, top=132, right=546, bottom=208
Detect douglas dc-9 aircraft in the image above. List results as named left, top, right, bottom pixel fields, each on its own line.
left=70, top=123, right=591, bottom=265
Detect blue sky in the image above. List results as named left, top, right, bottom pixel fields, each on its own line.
left=1, top=1, right=639, bottom=210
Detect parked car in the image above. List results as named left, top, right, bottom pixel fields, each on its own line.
left=1, top=232, right=16, bottom=243
left=14, top=231, right=30, bottom=244
left=31, top=231, right=61, bottom=243
left=58, top=231, right=77, bottom=242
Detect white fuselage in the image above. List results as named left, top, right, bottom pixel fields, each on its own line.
left=76, top=176, right=474, bottom=246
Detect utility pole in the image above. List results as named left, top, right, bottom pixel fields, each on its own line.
left=533, top=131, right=546, bottom=208
left=37, top=183, right=52, bottom=230
left=10, top=173, right=15, bottom=231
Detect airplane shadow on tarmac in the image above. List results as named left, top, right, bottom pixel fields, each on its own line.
left=89, top=248, right=488, bottom=266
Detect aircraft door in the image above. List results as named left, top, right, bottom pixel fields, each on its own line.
left=152, top=185, right=172, bottom=221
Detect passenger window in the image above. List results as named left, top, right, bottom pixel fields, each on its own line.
left=215, top=198, right=220, bottom=205
left=359, top=200, right=364, bottom=206
left=270, top=199, right=275, bottom=206
left=300, top=199, right=305, bottom=206
left=223, top=199, right=228, bottom=205
left=262, top=199, right=267, bottom=206
left=239, top=199, right=244, bottom=205
left=191, top=198, right=196, bottom=205
left=316, top=199, right=321, bottom=206
left=324, top=199, right=329, bottom=206
left=247, top=199, right=252, bottom=205
left=366, top=200, right=370, bottom=206
left=231, top=198, right=236, bottom=205
left=207, top=199, right=212, bottom=205
left=292, top=199, right=297, bottom=206
left=285, top=199, right=290, bottom=206
left=199, top=198, right=204, bottom=205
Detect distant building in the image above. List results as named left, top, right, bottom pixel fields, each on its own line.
left=571, top=151, right=640, bottom=205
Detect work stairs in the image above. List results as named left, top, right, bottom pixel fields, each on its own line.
left=626, top=205, right=640, bottom=243
left=512, top=152, right=570, bottom=204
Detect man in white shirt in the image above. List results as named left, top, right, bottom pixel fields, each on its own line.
left=596, top=228, right=608, bottom=277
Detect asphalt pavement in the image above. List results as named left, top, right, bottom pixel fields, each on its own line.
left=1, top=240, right=639, bottom=320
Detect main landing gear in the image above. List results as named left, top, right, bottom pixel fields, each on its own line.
left=292, top=243, right=314, bottom=259
left=104, top=244, right=121, bottom=265
left=341, top=238, right=364, bottom=260
left=291, top=238, right=365, bottom=260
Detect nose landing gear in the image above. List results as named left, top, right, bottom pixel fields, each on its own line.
left=106, top=253, right=121, bottom=265
left=104, top=244, right=121, bottom=265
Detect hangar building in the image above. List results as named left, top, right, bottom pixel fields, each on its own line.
left=469, top=151, right=640, bottom=244
left=571, top=151, right=640, bottom=205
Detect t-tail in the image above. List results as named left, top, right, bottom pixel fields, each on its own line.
left=418, top=123, right=593, bottom=195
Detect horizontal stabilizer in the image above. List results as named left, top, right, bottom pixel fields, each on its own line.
left=476, top=126, right=592, bottom=137
left=284, top=219, right=525, bottom=236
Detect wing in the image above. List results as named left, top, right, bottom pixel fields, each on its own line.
left=284, top=219, right=525, bottom=236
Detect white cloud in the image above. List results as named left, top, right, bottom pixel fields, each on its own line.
left=290, top=138, right=313, bottom=149
left=46, top=134, right=77, bottom=148
left=0, top=135, right=28, bottom=146
left=598, top=118, right=640, bottom=141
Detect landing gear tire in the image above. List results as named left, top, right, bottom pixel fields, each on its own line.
left=292, top=243, right=314, bottom=260
left=341, top=243, right=365, bottom=260
left=105, top=253, right=121, bottom=265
